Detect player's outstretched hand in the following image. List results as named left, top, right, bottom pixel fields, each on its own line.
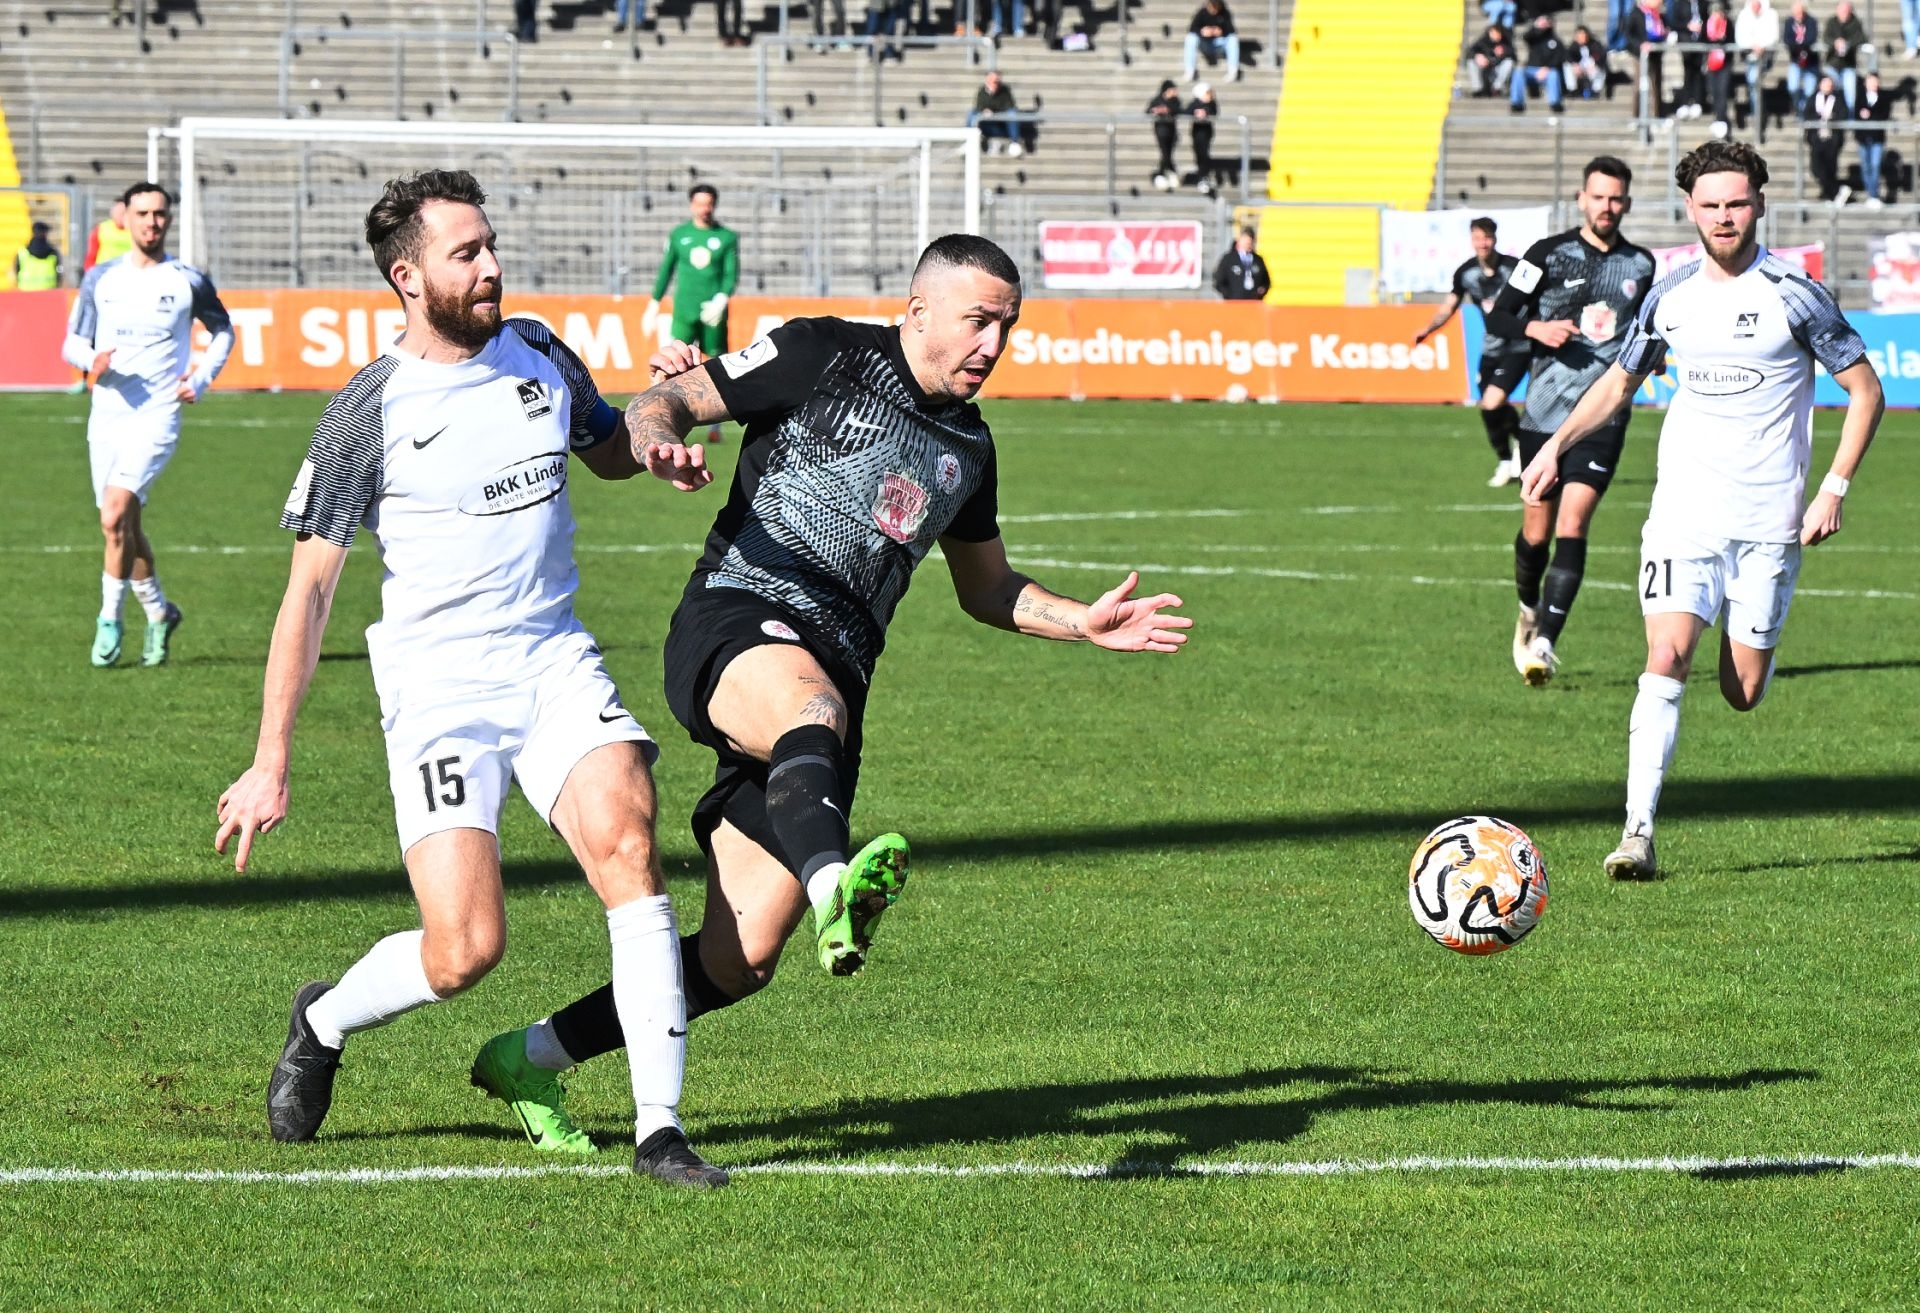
left=1520, top=447, right=1560, bottom=504
left=90, top=349, right=113, bottom=377
left=1801, top=490, right=1843, bottom=545
left=647, top=341, right=704, bottom=383
left=640, top=440, right=714, bottom=492
left=175, top=371, right=199, bottom=403
left=215, top=766, right=290, bottom=873
left=1087, top=571, right=1192, bottom=653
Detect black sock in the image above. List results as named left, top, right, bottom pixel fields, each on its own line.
left=1494, top=404, right=1520, bottom=450
left=547, top=932, right=741, bottom=1063
left=765, top=724, right=851, bottom=883
left=1537, top=536, right=1588, bottom=642
left=1479, top=407, right=1513, bottom=459
left=1514, top=532, right=1551, bottom=608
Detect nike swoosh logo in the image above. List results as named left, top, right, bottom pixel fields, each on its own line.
left=1563, top=278, right=1586, bottom=287
left=1588, top=461, right=1610, bottom=472
left=843, top=418, right=887, bottom=436
left=667, top=1027, right=687, bottom=1038
left=821, top=797, right=846, bottom=820
left=598, top=708, right=626, bottom=723
left=1752, top=625, right=1777, bottom=634
left=1547, top=606, right=1566, bottom=614
left=412, top=425, right=449, bottom=450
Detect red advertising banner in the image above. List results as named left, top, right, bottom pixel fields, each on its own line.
left=0, top=289, right=1467, bottom=404
left=1038, top=222, right=1204, bottom=291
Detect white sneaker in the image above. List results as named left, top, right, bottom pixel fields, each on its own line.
left=1520, top=634, right=1558, bottom=687
left=1604, top=826, right=1658, bottom=881
left=1487, top=455, right=1520, bottom=487
left=1006, top=141, right=1024, bottom=158
left=1512, top=603, right=1539, bottom=674
left=1835, top=184, right=1853, bottom=206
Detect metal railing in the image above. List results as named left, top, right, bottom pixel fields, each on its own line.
left=277, top=27, right=522, bottom=121
left=990, top=109, right=1257, bottom=204
left=754, top=35, right=998, bottom=125
left=286, top=0, right=492, bottom=53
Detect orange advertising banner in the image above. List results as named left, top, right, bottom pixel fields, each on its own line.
left=3, top=288, right=1469, bottom=404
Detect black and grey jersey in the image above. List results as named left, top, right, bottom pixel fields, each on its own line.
left=696, top=317, right=1001, bottom=682
left=1489, top=228, right=1657, bottom=434
left=1451, top=253, right=1522, bottom=357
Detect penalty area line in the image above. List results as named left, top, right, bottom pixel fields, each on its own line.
left=5, top=1153, right=1919, bottom=1187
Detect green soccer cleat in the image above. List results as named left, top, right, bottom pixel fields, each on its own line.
left=815, top=832, right=910, bottom=976
left=470, top=1029, right=598, bottom=1156
left=142, top=602, right=182, bottom=667
left=90, top=617, right=122, bottom=667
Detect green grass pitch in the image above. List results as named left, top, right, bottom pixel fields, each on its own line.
left=1, top=391, right=1916, bottom=1309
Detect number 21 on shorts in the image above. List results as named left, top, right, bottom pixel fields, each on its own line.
left=418, top=755, right=467, bottom=812
left=1642, top=557, right=1672, bottom=599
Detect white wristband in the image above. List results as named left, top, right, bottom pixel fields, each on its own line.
left=1821, top=473, right=1851, bottom=498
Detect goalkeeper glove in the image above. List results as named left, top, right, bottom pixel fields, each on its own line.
left=698, top=293, right=729, bottom=327
left=642, top=298, right=661, bottom=335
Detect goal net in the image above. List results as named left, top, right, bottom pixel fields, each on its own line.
left=153, top=117, right=982, bottom=296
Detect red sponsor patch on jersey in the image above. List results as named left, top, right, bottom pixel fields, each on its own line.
left=873, top=471, right=930, bottom=543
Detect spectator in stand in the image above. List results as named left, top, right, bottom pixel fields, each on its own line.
left=1608, top=0, right=1636, bottom=51
left=970, top=71, right=1028, bottom=156
left=513, top=0, right=537, bottom=42
left=1183, top=0, right=1239, bottom=83
left=1213, top=228, right=1269, bottom=300
left=1735, top=0, right=1780, bottom=126
left=811, top=0, right=846, bottom=38
left=1782, top=0, right=1820, bottom=114
left=1670, top=0, right=1711, bottom=119
left=864, top=0, right=911, bottom=57
left=1512, top=13, right=1569, bottom=112
left=611, top=0, right=647, bottom=32
left=84, top=199, right=131, bottom=271
left=716, top=0, right=746, bottom=44
left=1483, top=0, right=1519, bottom=27
left=1148, top=79, right=1182, bottom=190
left=1823, top=0, right=1865, bottom=107
left=1854, top=70, right=1891, bottom=203
left=1189, top=82, right=1222, bottom=195
left=1469, top=22, right=1517, bottom=96
left=13, top=221, right=61, bottom=290
left=986, top=0, right=1022, bottom=37
left=1702, top=2, right=1736, bottom=130
left=1566, top=24, right=1608, bottom=98
left=1624, top=0, right=1671, bottom=114
left=1806, top=73, right=1848, bottom=199
left=1903, top=0, right=1920, bottom=59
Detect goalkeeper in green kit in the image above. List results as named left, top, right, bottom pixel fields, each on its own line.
left=646, top=182, right=737, bottom=443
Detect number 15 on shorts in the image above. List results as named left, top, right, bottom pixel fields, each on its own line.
left=418, top=755, right=467, bottom=812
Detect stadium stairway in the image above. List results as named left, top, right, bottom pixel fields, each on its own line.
left=1436, top=0, right=1919, bottom=307
left=1259, top=0, right=1459, bottom=303
left=0, top=0, right=1292, bottom=292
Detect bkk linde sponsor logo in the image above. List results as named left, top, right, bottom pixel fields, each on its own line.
left=1684, top=363, right=1764, bottom=395
left=1008, top=327, right=1451, bottom=376
left=460, top=450, right=569, bottom=516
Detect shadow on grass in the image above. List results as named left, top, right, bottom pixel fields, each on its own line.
left=6, top=772, right=1918, bottom=918
left=1717, top=848, right=1920, bottom=875
left=1692, top=1161, right=1850, bottom=1182
left=325, top=1122, right=529, bottom=1147
left=700, top=1066, right=1818, bottom=1167
left=1773, top=659, right=1920, bottom=680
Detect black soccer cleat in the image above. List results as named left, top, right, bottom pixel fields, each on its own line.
left=267, top=980, right=342, bottom=1143
left=633, top=1126, right=730, bottom=1189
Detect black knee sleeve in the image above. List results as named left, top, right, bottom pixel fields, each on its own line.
left=1514, top=531, right=1551, bottom=608
left=1479, top=406, right=1513, bottom=458
left=765, top=724, right=851, bottom=883
left=1538, top=536, right=1589, bottom=642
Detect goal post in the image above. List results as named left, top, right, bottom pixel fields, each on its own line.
left=154, top=116, right=983, bottom=294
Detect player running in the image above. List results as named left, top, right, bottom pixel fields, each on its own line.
left=213, top=170, right=728, bottom=1187
left=466, top=235, right=1194, bottom=1155
left=1519, top=141, right=1882, bottom=880
left=1413, top=216, right=1530, bottom=487
left=645, top=183, right=737, bottom=445
left=1486, top=157, right=1657, bottom=686
left=62, top=182, right=234, bottom=669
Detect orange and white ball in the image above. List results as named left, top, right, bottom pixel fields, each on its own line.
left=1408, top=816, right=1548, bottom=955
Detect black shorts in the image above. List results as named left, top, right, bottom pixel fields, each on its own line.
left=661, top=582, right=868, bottom=872
left=1478, top=348, right=1531, bottom=395
left=1518, top=420, right=1628, bottom=494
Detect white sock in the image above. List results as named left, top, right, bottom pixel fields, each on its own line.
left=130, top=575, right=169, bottom=623
left=523, top=1017, right=574, bottom=1072
left=805, top=861, right=847, bottom=917
left=607, top=895, right=685, bottom=1143
left=1625, top=672, right=1686, bottom=834
left=303, top=929, right=442, bottom=1051
left=100, top=573, right=130, bottom=621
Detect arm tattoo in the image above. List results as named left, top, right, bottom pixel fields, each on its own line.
left=1013, top=584, right=1086, bottom=638
left=625, top=369, right=728, bottom=460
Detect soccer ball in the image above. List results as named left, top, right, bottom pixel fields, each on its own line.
left=1407, top=815, right=1548, bottom=955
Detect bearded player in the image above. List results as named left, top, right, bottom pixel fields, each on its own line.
left=1521, top=140, right=1883, bottom=880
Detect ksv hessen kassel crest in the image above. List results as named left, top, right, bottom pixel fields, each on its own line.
left=935, top=453, right=962, bottom=493
left=873, top=471, right=930, bottom=543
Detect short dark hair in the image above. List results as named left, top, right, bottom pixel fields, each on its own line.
left=911, top=233, right=1020, bottom=288
left=1470, top=216, right=1497, bottom=237
left=119, top=181, right=172, bottom=207
left=1676, top=139, right=1769, bottom=194
left=366, top=169, right=488, bottom=292
left=1583, top=155, right=1633, bottom=188
left=689, top=183, right=718, bottom=202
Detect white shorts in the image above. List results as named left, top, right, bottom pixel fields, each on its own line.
left=1639, top=527, right=1802, bottom=650
left=381, top=631, right=658, bottom=855
left=88, top=409, right=182, bottom=506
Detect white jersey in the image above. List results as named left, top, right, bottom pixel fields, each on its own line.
left=280, top=318, right=624, bottom=703
left=62, top=255, right=234, bottom=424
left=1617, top=248, right=1868, bottom=544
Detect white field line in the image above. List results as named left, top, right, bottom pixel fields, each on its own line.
left=4, top=1153, right=1918, bottom=1187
